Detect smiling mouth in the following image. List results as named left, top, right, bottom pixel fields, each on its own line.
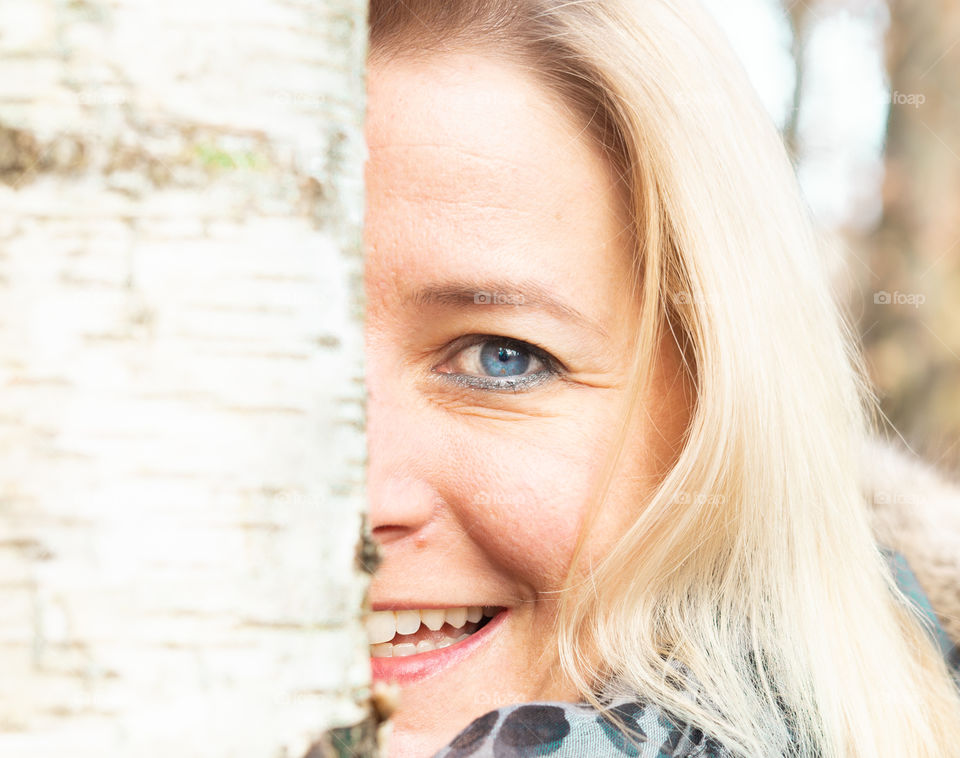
left=365, top=606, right=503, bottom=657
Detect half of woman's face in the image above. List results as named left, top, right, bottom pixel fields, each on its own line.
left=364, top=49, right=691, bottom=757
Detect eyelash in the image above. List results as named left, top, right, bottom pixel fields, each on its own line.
left=433, top=335, right=564, bottom=393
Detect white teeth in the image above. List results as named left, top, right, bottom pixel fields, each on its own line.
left=437, top=632, right=470, bottom=649
left=421, top=609, right=445, bottom=631
left=371, top=631, right=472, bottom=657
left=365, top=611, right=397, bottom=645
left=445, top=607, right=468, bottom=628
left=365, top=605, right=501, bottom=647
left=395, top=609, right=421, bottom=635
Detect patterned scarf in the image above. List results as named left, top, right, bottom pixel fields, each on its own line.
left=433, top=548, right=960, bottom=758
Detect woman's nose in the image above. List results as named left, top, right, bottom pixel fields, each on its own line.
left=365, top=380, right=439, bottom=544
left=366, top=470, right=439, bottom=545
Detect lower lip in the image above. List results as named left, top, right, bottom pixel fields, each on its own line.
left=370, top=609, right=509, bottom=686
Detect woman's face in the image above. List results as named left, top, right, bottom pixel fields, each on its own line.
left=364, top=50, right=691, bottom=757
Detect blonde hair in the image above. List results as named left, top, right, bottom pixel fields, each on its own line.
left=368, top=1, right=960, bottom=756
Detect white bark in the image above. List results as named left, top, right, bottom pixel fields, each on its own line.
left=0, top=1, right=371, bottom=756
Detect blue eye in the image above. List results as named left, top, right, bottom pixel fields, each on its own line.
left=434, top=336, right=561, bottom=392
left=479, top=342, right=531, bottom=377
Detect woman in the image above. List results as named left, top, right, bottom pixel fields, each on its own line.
left=362, top=1, right=960, bottom=756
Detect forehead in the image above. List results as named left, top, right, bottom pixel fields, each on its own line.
left=366, top=49, right=620, bottom=203
left=367, top=50, right=590, bottom=165
left=364, top=50, right=634, bottom=316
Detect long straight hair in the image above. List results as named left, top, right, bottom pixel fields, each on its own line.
left=367, top=1, right=960, bottom=755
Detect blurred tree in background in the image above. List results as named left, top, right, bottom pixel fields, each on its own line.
left=785, top=0, right=960, bottom=472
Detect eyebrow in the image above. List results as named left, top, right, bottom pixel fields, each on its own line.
left=404, top=279, right=609, bottom=338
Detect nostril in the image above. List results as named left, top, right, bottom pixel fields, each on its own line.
left=371, top=524, right=412, bottom=545
left=367, top=475, right=441, bottom=535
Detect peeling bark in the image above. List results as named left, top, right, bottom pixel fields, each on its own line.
left=0, top=1, right=371, bottom=755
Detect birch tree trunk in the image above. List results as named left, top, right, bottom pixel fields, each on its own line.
left=0, top=1, right=372, bottom=756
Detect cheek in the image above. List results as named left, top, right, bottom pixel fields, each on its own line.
left=437, top=413, right=611, bottom=589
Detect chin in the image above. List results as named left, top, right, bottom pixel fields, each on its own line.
left=367, top=606, right=533, bottom=755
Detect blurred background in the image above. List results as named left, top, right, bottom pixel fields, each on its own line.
left=702, top=0, right=960, bottom=473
